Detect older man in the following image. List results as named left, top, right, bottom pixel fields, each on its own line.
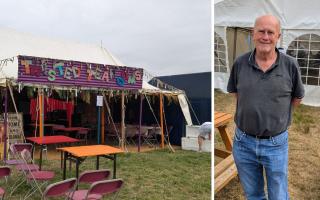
left=227, top=15, right=304, bottom=200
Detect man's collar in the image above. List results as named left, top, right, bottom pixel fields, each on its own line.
left=248, top=48, right=280, bottom=69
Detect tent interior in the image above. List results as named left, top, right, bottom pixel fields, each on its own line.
left=2, top=85, right=184, bottom=142
left=0, top=77, right=190, bottom=159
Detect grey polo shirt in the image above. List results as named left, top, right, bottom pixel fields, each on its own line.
left=227, top=49, right=305, bottom=136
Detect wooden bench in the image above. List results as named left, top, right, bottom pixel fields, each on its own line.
left=214, top=112, right=238, bottom=193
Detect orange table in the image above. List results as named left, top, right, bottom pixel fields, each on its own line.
left=57, top=145, right=123, bottom=180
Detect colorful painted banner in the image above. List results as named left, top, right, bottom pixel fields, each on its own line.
left=17, top=55, right=143, bottom=90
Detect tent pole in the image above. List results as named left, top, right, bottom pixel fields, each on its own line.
left=101, top=104, right=105, bottom=144
left=138, top=94, right=143, bottom=152
left=97, top=106, right=101, bottom=144
left=160, top=93, right=164, bottom=148
left=121, top=91, right=125, bottom=150
left=3, top=83, right=8, bottom=161
left=232, top=27, right=238, bottom=63
left=39, top=89, right=44, bottom=137
left=68, top=99, right=72, bottom=128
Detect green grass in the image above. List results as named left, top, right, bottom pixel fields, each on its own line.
left=292, top=105, right=315, bottom=134
left=3, top=149, right=211, bottom=200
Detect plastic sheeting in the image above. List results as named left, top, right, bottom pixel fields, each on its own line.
left=178, top=94, right=193, bottom=126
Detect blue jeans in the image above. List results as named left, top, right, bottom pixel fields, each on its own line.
left=233, top=127, right=289, bottom=200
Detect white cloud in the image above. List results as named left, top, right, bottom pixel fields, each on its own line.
left=0, top=0, right=210, bottom=76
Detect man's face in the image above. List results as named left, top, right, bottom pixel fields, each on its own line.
left=253, top=16, right=280, bottom=54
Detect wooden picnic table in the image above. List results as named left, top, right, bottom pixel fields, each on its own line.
left=214, top=112, right=238, bottom=193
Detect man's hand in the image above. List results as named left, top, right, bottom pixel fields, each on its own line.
left=292, top=98, right=302, bottom=107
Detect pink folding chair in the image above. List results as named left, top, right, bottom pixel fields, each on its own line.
left=42, top=177, right=77, bottom=200
left=6, top=143, right=33, bottom=165
left=78, top=169, right=111, bottom=185
left=66, top=169, right=110, bottom=199
left=0, top=166, right=11, bottom=200
left=20, top=149, right=55, bottom=199
left=8, top=143, right=39, bottom=197
left=69, top=179, right=124, bottom=200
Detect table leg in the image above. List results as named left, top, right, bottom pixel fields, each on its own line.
left=60, top=151, right=63, bottom=169
left=63, top=152, right=67, bottom=180
left=69, top=158, right=72, bottom=171
left=76, top=158, right=79, bottom=189
left=39, top=145, right=43, bottom=170
left=31, top=144, right=35, bottom=160
left=217, top=126, right=233, bottom=151
left=113, top=154, right=116, bottom=179
left=96, top=156, right=100, bottom=170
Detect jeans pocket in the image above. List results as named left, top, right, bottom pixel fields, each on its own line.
left=234, top=128, right=244, bottom=142
left=271, top=131, right=288, bottom=146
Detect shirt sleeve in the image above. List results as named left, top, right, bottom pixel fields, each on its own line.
left=227, top=60, right=238, bottom=93
left=292, top=59, right=305, bottom=99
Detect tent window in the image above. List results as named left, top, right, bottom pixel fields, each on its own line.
left=214, top=32, right=227, bottom=73
left=287, top=33, right=320, bottom=85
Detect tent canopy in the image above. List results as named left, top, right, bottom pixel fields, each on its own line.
left=0, top=27, right=193, bottom=125
left=0, top=27, right=184, bottom=94
left=215, top=0, right=320, bottom=29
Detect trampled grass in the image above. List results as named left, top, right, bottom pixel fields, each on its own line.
left=3, top=149, right=211, bottom=200
left=215, top=89, right=320, bottom=199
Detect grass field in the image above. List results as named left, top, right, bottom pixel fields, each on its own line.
left=214, top=89, right=320, bottom=199
left=2, top=148, right=211, bottom=200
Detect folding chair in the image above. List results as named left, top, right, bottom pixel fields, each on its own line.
left=0, top=166, right=11, bottom=200
left=76, top=129, right=89, bottom=144
left=67, top=169, right=111, bottom=199
left=78, top=169, right=111, bottom=185
left=42, top=177, right=77, bottom=200
left=69, top=179, right=124, bottom=200
left=8, top=143, right=40, bottom=197
left=5, top=143, right=33, bottom=165
left=105, top=123, right=121, bottom=144
left=125, top=125, right=138, bottom=145
left=142, top=127, right=158, bottom=148
left=20, top=149, right=55, bottom=199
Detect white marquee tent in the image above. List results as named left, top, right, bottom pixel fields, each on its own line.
left=0, top=27, right=193, bottom=125
left=0, top=27, right=157, bottom=90
left=214, top=0, right=320, bottom=106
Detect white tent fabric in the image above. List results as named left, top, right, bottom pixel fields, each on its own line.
left=0, top=27, right=160, bottom=92
left=0, top=27, right=124, bottom=84
left=214, top=0, right=320, bottom=106
left=178, top=94, right=193, bottom=126
left=0, top=27, right=193, bottom=122
left=215, top=0, right=320, bottom=29
left=0, top=27, right=124, bottom=66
